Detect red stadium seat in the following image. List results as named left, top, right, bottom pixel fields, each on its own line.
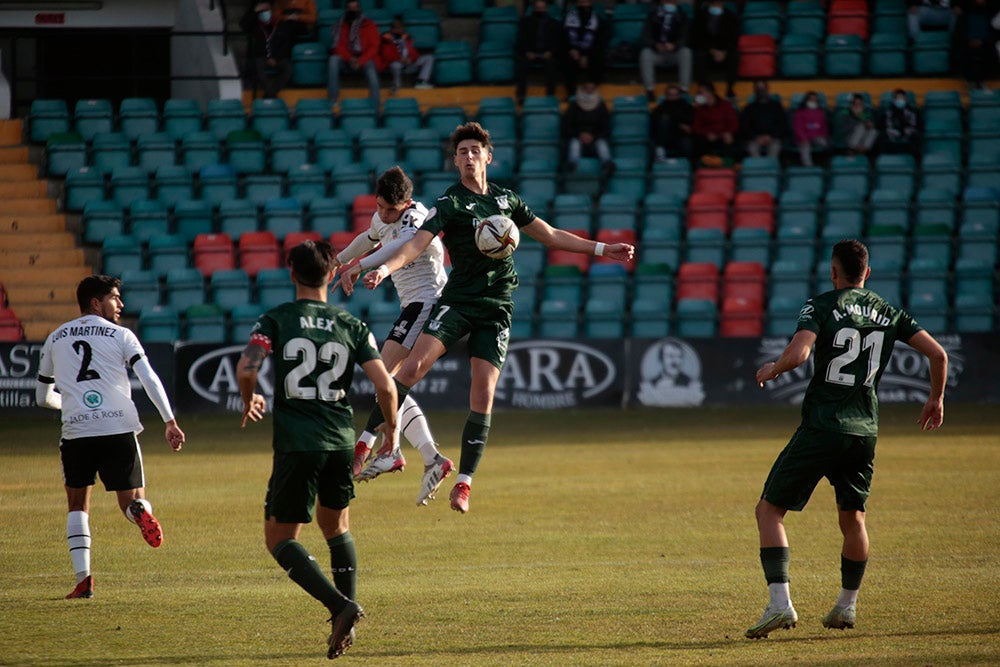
left=282, top=231, right=323, bottom=261
left=693, top=168, right=737, bottom=199
left=192, top=233, right=236, bottom=277
left=722, top=261, right=766, bottom=304
left=686, top=191, right=730, bottom=231
left=352, top=194, right=378, bottom=232
left=720, top=296, right=764, bottom=337
left=676, top=261, right=719, bottom=303
left=238, top=231, right=281, bottom=277
left=593, top=229, right=637, bottom=271
left=737, top=34, right=776, bottom=79
left=732, top=191, right=775, bottom=233
left=0, top=306, right=24, bottom=341
left=329, top=231, right=358, bottom=254
left=548, top=229, right=592, bottom=273
left=828, top=0, right=869, bottom=39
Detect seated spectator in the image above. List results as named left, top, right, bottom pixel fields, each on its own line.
left=561, top=0, right=610, bottom=96
left=691, top=81, right=739, bottom=165
left=639, top=0, right=693, bottom=102
left=792, top=91, right=829, bottom=166
left=327, top=0, right=381, bottom=110
left=957, top=0, right=1000, bottom=89
left=651, top=84, right=694, bottom=161
left=240, top=1, right=294, bottom=99
left=562, top=81, right=615, bottom=174
left=740, top=80, right=787, bottom=159
left=378, top=17, right=434, bottom=93
left=275, top=0, right=318, bottom=42
left=881, top=88, right=920, bottom=155
left=907, top=0, right=960, bottom=39
left=837, top=94, right=879, bottom=157
left=515, top=0, right=562, bottom=104
left=691, top=0, right=739, bottom=99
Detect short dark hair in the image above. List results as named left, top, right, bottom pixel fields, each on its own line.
left=77, top=275, right=121, bottom=312
left=832, top=239, right=869, bottom=284
left=375, top=166, right=414, bottom=205
left=450, top=121, right=492, bottom=155
left=287, top=240, right=336, bottom=288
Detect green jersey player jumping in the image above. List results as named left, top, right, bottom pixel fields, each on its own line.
left=745, top=239, right=949, bottom=639
left=343, top=121, right=635, bottom=513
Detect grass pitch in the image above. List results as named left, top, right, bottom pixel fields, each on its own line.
left=1, top=404, right=998, bottom=666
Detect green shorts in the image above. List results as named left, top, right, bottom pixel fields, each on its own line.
left=264, top=449, right=354, bottom=523
left=422, top=297, right=512, bottom=370
left=761, top=426, right=876, bottom=513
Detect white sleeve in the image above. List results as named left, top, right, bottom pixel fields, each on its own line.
left=358, top=225, right=419, bottom=269
left=35, top=379, right=62, bottom=410
left=336, top=229, right=380, bottom=264
left=132, top=356, right=176, bottom=423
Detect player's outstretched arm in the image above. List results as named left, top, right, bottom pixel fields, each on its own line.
left=362, top=229, right=434, bottom=290
left=362, top=358, right=398, bottom=451
left=521, top=217, right=635, bottom=263
left=907, top=330, right=948, bottom=430
left=756, top=329, right=817, bottom=387
left=237, top=342, right=269, bottom=428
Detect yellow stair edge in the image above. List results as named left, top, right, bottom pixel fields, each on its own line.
left=10, top=303, right=80, bottom=321
left=0, top=181, right=48, bottom=199
left=0, top=266, right=92, bottom=285
left=0, top=215, right=68, bottom=233
left=0, top=248, right=85, bottom=269
left=0, top=146, right=29, bottom=164
left=2, top=284, right=78, bottom=304
left=0, top=233, right=77, bottom=250
left=0, top=120, right=23, bottom=146
left=23, top=320, right=70, bottom=342
left=0, top=199, right=57, bottom=214
left=0, top=164, right=39, bottom=182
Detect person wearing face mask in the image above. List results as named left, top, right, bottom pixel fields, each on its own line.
left=691, top=81, right=739, bottom=165
left=639, top=0, right=693, bottom=102
left=836, top=94, right=879, bottom=157
left=691, top=0, right=740, bottom=99
left=241, top=0, right=295, bottom=99
left=377, top=16, right=434, bottom=94
left=650, top=84, right=695, bottom=161
left=563, top=80, right=615, bottom=174
left=792, top=91, right=830, bottom=166
left=880, top=89, right=920, bottom=156
left=740, top=79, right=788, bottom=159
left=327, top=0, right=381, bottom=111
left=514, top=0, right=562, bottom=104
left=561, top=0, right=610, bottom=98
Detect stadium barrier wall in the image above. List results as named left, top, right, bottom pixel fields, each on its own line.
left=2, top=333, right=996, bottom=415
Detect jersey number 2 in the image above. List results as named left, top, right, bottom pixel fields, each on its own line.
left=826, top=328, right=885, bottom=387
left=283, top=337, right=348, bottom=401
left=72, top=340, right=101, bottom=382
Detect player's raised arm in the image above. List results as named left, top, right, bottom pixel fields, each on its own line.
left=756, top=329, right=817, bottom=387
left=360, top=358, right=398, bottom=451
left=521, top=217, right=635, bottom=263
left=237, top=341, right=269, bottom=427
left=362, top=228, right=435, bottom=290
left=907, top=329, right=948, bottom=430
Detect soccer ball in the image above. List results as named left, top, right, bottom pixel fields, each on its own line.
left=475, top=215, right=520, bottom=260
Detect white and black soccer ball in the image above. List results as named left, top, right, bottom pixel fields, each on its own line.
left=474, top=215, right=520, bottom=260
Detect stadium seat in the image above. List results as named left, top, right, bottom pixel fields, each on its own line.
left=730, top=227, right=771, bottom=266
left=874, top=154, right=916, bottom=199
left=44, top=131, right=87, bottom=177
left=314, top=129, right=354, bottom=171
left=192, top=232, right=236, bottom=276
left=139, top=305, right=180, bottom=343
left=551, top=194, right=593, bottom=231
left=868, top=33, right=907, bottom=76
left=537, top=299, right=579, bottom=338
left=402, top=129, right=445, bottom=175
left=909, top=224, right=953, bottom=266
left=238, top=231, right=282, bottom=277
left=684, top=227, right=726, bottom=268
left=866, top=257, right=904, bottom=307
left=514, top=240, right=547, bottom=280
left=447, top=0, right=485, bottom=17
left=64, top=167, right=107, bottom=211
left=218, top=199, right=259, bottom=240
left=206, top=98, right=247, bottom=141
left=382, top=97, right=423, bottom=134
left=868, top=189, right=910, bottom=235
left=476, top=41, right=515, bottom=84
left=357, top=128, right=399, bottom=171
left=604, top=158, right=647, bottom=200
left=739, top=157, right=781, bottom=197
left=244, top=174, right=284, bottom=206
left=686, top=191, right=729, bottom=232
left=479, top=4, right=520, bottom=44
left=225, top=129, right=266, bottom=175
left=641, top=193, right=684, bottom=240
left=649, top=158, right=691, bottom=199
left=164, top=267, right=206, bottom=310
left=329, top=163, right=372, bottom=203
left=351, top=194, right=378, bottom=232
left=256, top=268, right=295, bottom=309
left=594, top=229, right=637, bottom=271
left=268, top=130, right=309, bottom=175
left=732, top=191, right=775, bottom=233
left=163, top=99, right=203, bottom=140
left=101, top=234, right=144, bottom=276
left=250, top=99, right=289, bottom=140
left=737, top=34, right=776, bottom=79
left=953, top=293, right=995, bottom=332
left=720, top=296, right=763, bottom=338
left=83, top=200, right=126, bottom=244
left=110, top=166, right=150, bottom=208
left=73, top=98, right=114, bottom=140
left=562, top=157, right=603, bottom=197
left=517, top=159, right=559, bottom=212
left=30, top=99, right=70, bottom=143
left=198, top=163, right=238, bottom=206
left=866, top=228, right=908, bottom=267
left=185, top=304, right=227, bottom=343
left=914, top=188, right=958, bottom=232
left=367, top=300, right=403, bottom=340
left=786, top=0, right=826, bottom=39
left=262, top=197, right=304, bottom=240
left=118, top=97, right=160, bottom=141
left=294, top=98, right=333, bottom=139
left=120, top=269, right=161, bottom=314
left=782, top=165, right=825, bottom=198
left=609, top=95, right=650, bottom=155
left=676, top=262, right=719, bottom=303
left=178, top=132, right=220, bottom=173
left=595, top=193, right=638, bottom=232
left=823, top=34, right=865, bottom=77
left=827, top=155, right=870, bottom=197
left=286, top=163, right=327, bottom=205
left=827, top=0, right=869, bottom=39
left=174, top=199, right=215, bottom=242
left=425, top=106, right=467, bottom=139
left=912, top=31, right=951, bottom=75
left=90, top=132, right=132, bottom=175
left=135, top=134, right=178, bottom=176
left=230, top=303, right=265, bottom=343
left=675, top=298, right=717, bottom=338
left=583, top=298, right=627, bottom=338
left=209, top=268, right=252, bottom=311
left=308, top=197, right=349, bottom=236
left=766, top=295, right=803, bottom=336
left=129, top=198, right=170, bottom=242
left=147, top=234, right=189, bottom=276
left=291, top=42, right=328, bottom=87
left=432, top=41, right=474, bottom=85
left=541, top=264, right=585, bottom=307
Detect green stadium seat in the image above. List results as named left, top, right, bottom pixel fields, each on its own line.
left=425, top=106, right=466, bottom=139
left=44, top=131, right=87, bottom=177
left=476, top=41, right=515, bottom=83
left=766, top=295, right=802, bottom=336
left=868, top=189, right=910, bottom=234
left=181, top=132, right=222, bottom=173
left=739, top=157, right=781, bottom=197
left=513, top=240, right=547, bottom=280
left=136, top=133, right=178, bottom=174
left=262, top=197, right=304, bottom=240
left=313, top=129, right=354, bottom=171
left=432, top=41, right=474, bottom=85
left=308, top=197, right=348, bottom=236
left=584, top=298, right=627, bottom=338
left=786, top=0, right=826, bottom=39
left=874, top=153, right=916, bottom=199
left=225, top=129, right=265, bottom=175
left=329, top=163, right=371, bottom=203
left=479, top=5, right=520, bottom=44
left=185, top=303, right=227, bottom=343
left=210, top=268, right=252, bottom=311
left=218, top=199, right=259, bottom=240
left=914, top=188, right=958, bottom=232
left=827, top=155, right=870, bottom=197
left=243, top=174, right=284, bottom=206
left=286, top=163, right=327, bottom=205
left=782, top=165, right=825, bottom=198
left=118, top=97, right=160, bottom=141
left=675, top=298, right=717, bottom=338
left=147, top=234, right=189, bottom=276
left=595, top=192, right=638, bottom=232
left=912, top=31, right=951, bottom=75
left=824, top=34, right=865, bottom=77
left=120, top=269, right=161, bottom=314
left=730, top=227, right=771, bottom=266
left=684, top=227, right=726, bottom=268
left=294, top=99, right=334, bottom=142
left=357, top=127, right=399, bottom=171
left=649, top=159, right=691, bottom=199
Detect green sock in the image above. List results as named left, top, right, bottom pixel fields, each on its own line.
left=760, top=546, right=790, bottom=584
left=841, top=556, right=867, bottom=591
left=459, top=412, right=491, bottom=477
left=272, top=539, right=348, bottom=613
left=327, top=532, right=358, bottom=602
left=364, top=379, right=411, bottom=433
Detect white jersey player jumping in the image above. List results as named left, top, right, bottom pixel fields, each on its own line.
left=36, top=275, right=185, bottom=599
left=335, top=166, right=453, bottom=505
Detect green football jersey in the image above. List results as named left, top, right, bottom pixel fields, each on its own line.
left=423, top=181, right=536, bottom=304
left=252, top=299, right=381, bottom=453
left=795, top=288, right=923, bottom=436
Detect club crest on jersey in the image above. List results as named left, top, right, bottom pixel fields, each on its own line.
left=465, top=201, right=477, bottom=211
left=83, top=390, right=103, bottom=409
left=494, top=195, right=510, bottom=211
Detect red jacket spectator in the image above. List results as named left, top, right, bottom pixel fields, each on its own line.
left=330, top=12, right=380, bottom=66
left=377, top=30, right=420, bottom=72
left=692, top=98, right=738, bottom=137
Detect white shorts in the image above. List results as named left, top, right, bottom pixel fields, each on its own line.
left=386, top=301, right=436, bottom=349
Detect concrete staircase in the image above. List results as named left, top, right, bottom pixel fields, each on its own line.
left=0, top=119, right=92, bottom=342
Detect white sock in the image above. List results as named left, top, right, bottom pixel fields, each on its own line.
left=456, top=474, right=472, bottom=486
left=358, top=431, right=377, bottom=449
left=67, top=511, right=91, bottom=582
left=768, top=582, right=791, bottom=609
left=126, top=498, right=152, bottom=525
left=399, top=395, right=438, bottom=465
left=836, top=588, right=859, bottom=608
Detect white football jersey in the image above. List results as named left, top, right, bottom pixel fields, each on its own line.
left=365, top=202, right=447, bottom=307
left=38, top=315, right=147, bottom=439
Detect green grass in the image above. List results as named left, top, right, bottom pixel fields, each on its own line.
left=1, top=405, right=999, bottom=666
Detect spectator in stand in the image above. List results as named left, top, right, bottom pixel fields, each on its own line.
left=880, top=89, right=920, bottom=156
left=561, top=0, right=610, bottom=96
left=691, top=0, right=740, bottom=99
left=838, top=94, right=879, bottom=157
left=241, top=1, right=295, bottom=99
left=957, top=0, right=1000, bottom=89
left=691, top=81, right=739, bottom=165
left=563, top=80, right=615, bottom=174
left=650, top=84, right=694, bottom=161
left=378, top=16, right=434, bottom=94
left=327, top=0, right=381, bottom=111
left=515, top=0, right=562, bottom=104
left=639, top=0, right=693, bottom=102
left=793, top=91, right=830, bottom=166
left=275, top=0, right=318, bottom=42
left=741, top=79, right=787, bottom=159
left=907, top=0, right=961, bottom=39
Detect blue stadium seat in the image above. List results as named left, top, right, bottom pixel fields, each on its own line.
left=120, top=269, right=161, bottom=314
left=118, top=97, right=160, bottom=141
left=294, top=98, right=334, bottom=139
left=147, top=234, right=190, bottom=276
left=198, top=163, right=238, bottom=206
left=139, top=305, right=180, bottom=343
left=163, top=99, right=203, bottom=140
